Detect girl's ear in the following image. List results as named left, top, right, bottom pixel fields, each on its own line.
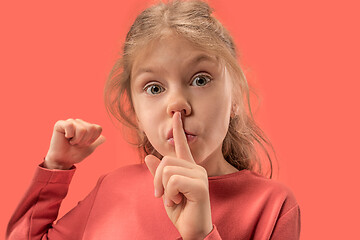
left=231, top=103, right=239, bottom=118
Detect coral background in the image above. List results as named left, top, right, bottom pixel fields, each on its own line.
left=1, top=0, right=359, bottom=239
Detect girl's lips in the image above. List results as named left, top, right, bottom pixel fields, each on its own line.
left=167, top=134, right=197, bottom=145
left=166, top=128, right=195, bottom=140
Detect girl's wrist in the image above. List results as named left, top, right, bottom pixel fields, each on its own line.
left=185, top=222, right=213, bottom=240
left=200, top=223, right=214, bottom=240
left=43, top=157, right=73, bottom=170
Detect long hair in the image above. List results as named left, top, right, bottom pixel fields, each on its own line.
left=104, top=0, right=276, bottom=178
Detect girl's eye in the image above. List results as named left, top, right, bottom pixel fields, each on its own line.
left=144, top=84, right=164, bottom=95
left=191, top=74, right=212, bottom=87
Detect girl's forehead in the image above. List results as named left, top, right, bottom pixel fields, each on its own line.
left=138, top=34, right=202, bottom=57
left=131, top=35, right=223, bottom=75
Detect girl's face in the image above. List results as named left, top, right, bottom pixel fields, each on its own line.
left=130, top=34, right=234, bottom=175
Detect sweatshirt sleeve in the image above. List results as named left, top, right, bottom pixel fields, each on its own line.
left=176, top=224, right=222, bottom=240
left=270, top=204, right=301, bottom=240
left=203, top=225, right=222, bottom=240
left=7, top=162, right=109, bottom=240
left=6, top=163, right=76, bottom=240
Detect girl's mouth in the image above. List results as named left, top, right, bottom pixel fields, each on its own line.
left=167, top=133, right=197, bottom=145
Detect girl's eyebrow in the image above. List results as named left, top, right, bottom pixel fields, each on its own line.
left=188, top=54, right=217, bottom=66
left=133, top=54, right=216, bottom=80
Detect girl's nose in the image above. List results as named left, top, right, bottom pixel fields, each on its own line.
left=166, top=91, right=192, bottom=117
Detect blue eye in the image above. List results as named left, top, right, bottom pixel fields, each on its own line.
left=191, top=74, right=212, bottom=86
left=144, top=84, right=164, bottom=95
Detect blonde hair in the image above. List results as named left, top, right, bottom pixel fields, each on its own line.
left=104, top=0, right=276, bottom=178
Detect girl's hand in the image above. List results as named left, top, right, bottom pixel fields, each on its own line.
left=145, top=112, right=213, bottom=240
left=44, top=118, right=106, bottom=170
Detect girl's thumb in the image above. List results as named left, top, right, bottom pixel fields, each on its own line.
left=90, top=135, right=106, bottom=149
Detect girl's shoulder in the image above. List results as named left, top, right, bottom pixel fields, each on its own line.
left=209, top=169, right=298, bottom=206
left=101, top=163, right=151, bottom=182
left=209, top=169, right=292, bottom=189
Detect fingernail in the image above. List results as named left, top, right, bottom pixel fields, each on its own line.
left=154, top=189, right=159, bottom=198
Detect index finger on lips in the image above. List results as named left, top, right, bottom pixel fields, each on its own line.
left=173, top=112, right=195, bottom=163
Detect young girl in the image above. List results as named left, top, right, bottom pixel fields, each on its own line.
left=7, top=0, right=300, bottom=239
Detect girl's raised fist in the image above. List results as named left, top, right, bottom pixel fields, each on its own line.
left=44, top=118, right=106, bottom=170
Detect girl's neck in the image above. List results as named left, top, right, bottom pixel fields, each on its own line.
left=199, top=146, right=239, bottom=177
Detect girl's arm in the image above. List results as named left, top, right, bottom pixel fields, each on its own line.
left=6, top=164, right=76, bottom=239
left=270, top=204, right=301, bottom=240
left=6, top=119, right=105, bottom=240
left=6, top=164, right=107, bottom=240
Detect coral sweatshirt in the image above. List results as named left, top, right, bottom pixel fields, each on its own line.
left=7, top=163, right=300, bottom=240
